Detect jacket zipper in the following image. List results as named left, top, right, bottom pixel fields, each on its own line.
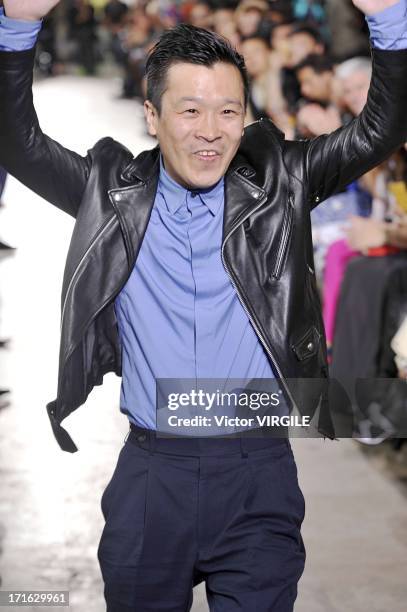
left=220, top=197, right=299, bottom=414
left=271, top=192, right=294, bottom=280
left=61, top=191, right=300, bottom=416
left=60, top=215, right=116, bottom=331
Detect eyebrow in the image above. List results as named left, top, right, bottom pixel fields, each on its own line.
left=177, top=96, right=243, bottom=108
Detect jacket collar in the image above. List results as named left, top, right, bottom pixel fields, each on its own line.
left=108, top=149, right=160, bottom=268
left=110, top=139, right=268, bottom=268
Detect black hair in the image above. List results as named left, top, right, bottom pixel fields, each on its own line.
left=208, top=0, right=239, bottom=9
left=241, top=34, right=271, bottom=49
left=288, top=22, right=325, bottom=47
left=145, top=23, right=249, bottom=113
left=270, top=19, right=295, bottom=32
left=268, top=0, right=294, bottom=22
left=295, top=54, right=334, bottom=74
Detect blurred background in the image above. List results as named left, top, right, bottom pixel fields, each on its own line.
left=0, top=1, right=407, bottom=610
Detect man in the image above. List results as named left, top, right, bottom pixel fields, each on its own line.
left=104, top=0, right=128, bottom=28
left=211, top=2, right=240, bottom=47
left=235, top=0, right=270, bottom=39
left=271, top=22, right=327, bottom=115
left=102, top=0, right=129, bottom=67
left=187, top=1, right=212, bottom=30
left=0, top=1, right=406, bottom=611
left=285, top=22, right=326, bottom=69
left=336, top=55, right=373, bottom=116
left=295, top=55, right=343, bottom=138
left=67, top=0, right=98, bottom=75
left=296, top=54, right=336, bottom=105
left=240, top=34, right=273, bottom=121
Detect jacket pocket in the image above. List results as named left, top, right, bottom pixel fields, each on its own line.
left=270, top=192, right=294, bottom=280
left=291, top=325, right=321, bottom=361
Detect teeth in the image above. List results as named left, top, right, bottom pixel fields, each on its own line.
left=197, top=151, right=217, bottom=157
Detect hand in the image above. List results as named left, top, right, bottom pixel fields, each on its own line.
left=297, top=104, right=342, bottom=137
left=351, top=0, right=401, bottom=16
left=343, top=215, right=386, bottom=252
left=3, top=0, right=60, bottom=21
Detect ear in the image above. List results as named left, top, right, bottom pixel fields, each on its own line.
left=144, top=100, right=158, bottom=137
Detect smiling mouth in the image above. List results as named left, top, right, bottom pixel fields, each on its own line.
left=194, top=150, right=221, bottom=160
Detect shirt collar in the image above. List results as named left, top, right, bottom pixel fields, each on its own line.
left=158, top=154, right=224, bottom=216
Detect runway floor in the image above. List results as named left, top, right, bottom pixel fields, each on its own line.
left=0, top=75, right=406, bottom=612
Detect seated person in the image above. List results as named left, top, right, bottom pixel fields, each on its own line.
left=330, top=147, right=407, bottom=441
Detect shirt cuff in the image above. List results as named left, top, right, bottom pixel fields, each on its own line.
left=366, top=1, right=407, bottom=50
left=0, top=7, right=42, bottom=52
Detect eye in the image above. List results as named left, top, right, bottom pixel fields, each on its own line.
left=185, top=108, right=198, bottom=114
left=222, top=109, right=235, bottom=115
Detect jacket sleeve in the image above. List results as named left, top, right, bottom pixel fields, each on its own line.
left=304, top=47, right=407, bottom=210
left=0, top=47, right=91, bottom=218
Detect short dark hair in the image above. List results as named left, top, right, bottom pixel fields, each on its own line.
left=145, top=24, right=249, bottom=114
left=288, top=22, right=325, bottom=47
left=241, top=34, right=271, bottom=49
left=295, top=54, right=334, bottom=74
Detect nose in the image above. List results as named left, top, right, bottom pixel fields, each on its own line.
left=196, top=112, right=222, bottom=142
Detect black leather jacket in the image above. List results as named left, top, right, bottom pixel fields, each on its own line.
left=1, top=46, right=406, bottom=452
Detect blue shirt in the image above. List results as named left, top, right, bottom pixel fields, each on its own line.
left=114, top=157, right=279, bottom=429
left=366, top=0, right=407, bottom=50
left=1, top=2, right=407, bottom=51
left=0, top=8, right=42, bottom=51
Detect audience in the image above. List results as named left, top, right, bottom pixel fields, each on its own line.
left=67, top=0, right=99, bottom=75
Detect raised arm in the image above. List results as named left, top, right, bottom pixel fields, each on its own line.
left=304, top=0, right=407, bottom=208
left=0, top=1, right=91, bottom=218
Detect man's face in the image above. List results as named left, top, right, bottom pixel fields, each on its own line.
left=213, top=9, right=235, bottom=34
left=241, top=38, right=270, bottom=78
left=144, top=62, right=245, bottom=189
left=286, top=33, right=323, bottom=68
left=189, top=4, right=212, bottom=29
left=237, top=9, right=262, bottom=37
left=297, top=67, right=332, bottom=102
left=340, top=70, right=371, bottom=116
left=271, top=23, right=293, bottom=49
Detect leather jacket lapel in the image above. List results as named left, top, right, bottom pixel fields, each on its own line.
left=223, top=165, right=266, bottom=241
left=108, top=145, right=269, bottom=270
left=108, top=147, right=160, bottom=270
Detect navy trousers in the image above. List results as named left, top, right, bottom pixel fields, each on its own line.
left=97, top=425, right=306, bottom=611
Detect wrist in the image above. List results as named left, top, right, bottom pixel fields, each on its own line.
left=5, top=15, right=40, bottom=21
left=1, top=6, right=42, bottom=22
left=3, top=12, right=42, bottom=22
